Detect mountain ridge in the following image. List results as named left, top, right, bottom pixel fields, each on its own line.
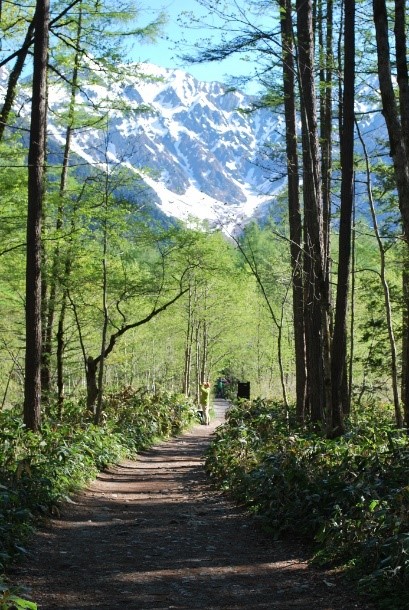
left=0, top=63, right=385, bottom=233
left=46, top=63, right=284, bottom=233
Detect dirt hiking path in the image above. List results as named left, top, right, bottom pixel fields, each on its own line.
left=12, top=399, right=374, bottom=609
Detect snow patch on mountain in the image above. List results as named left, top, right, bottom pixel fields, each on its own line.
left=0, top=61, right=284, bottom=230
left=44, top=63, right=278, bottom=231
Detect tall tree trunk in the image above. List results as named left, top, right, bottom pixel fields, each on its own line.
left=56, top=292, right=66, bottom=417
left=199, top=287, right=210, bottom=384
left=330, top=0, right=355, bottom=437
left=373, top=0, right=409, bottom=236
left=195, top=321, right=201, bottom=402
left=296, top=0, right=329, bottom=424
left=319, top=0, right=333, bottom=266
left=24, top=0, right=49, bottom=431
left=279, top=0, right=306, bottom=421
left=320, top=0, right=334, bottom=404
left=86, top=356, right=99, bottom=411
left=395, top=0, right=409, bottom=150
left=402, top=262, right=409, bottom=426
left=373, top=0, right=409, bottom=425
left=182, top=286, right=194, bottom=395
left=347, top=203, right=356, bottom=415
left=94, top=227, right=109, bottom=424
left=201, top=318, right=208, bottom=383
left=395, top=0, right=409, bottom=427
left=94, top=143, right=110, bottom=425
left=41, top=1, right=83, bottom=402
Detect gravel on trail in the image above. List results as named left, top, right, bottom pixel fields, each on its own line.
left=10, top=399, right=375, bottom=609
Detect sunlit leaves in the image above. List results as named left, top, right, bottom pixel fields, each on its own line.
left=206, top=397, right=409, bottom=604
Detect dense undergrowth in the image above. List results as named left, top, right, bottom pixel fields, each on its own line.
left=0, top=389, right=197, bottom=609
left=205, top=398, right=409, bottom=609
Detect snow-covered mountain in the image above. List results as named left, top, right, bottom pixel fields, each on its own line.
left=46, top=63, right=286, bottom=233
left=0, top=63, right=388, bottom=233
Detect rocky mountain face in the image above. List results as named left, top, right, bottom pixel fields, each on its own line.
left=45, top=63, right=285, bottom=233
left=0, top=63, right=386, bottom=233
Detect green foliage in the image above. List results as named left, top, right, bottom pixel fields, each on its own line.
left=0, top=390, right=196, bottom=578
left=205, top=398, right=409, bottom=604
left=0, top=581, right=37, bottom=610
left=350, top=221, right=403, bottom=398
left=104, top=387, right=198, bottom=451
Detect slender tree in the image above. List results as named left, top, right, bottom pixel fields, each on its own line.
left=182, top=284, right=195, bottom=396
left=41, top=0, right=84, bottom=402
left=373, top=0, right=409, bottom=425
left=318, top=0, right=334, bottom=267
left=357, top=123, right=403, bottom=427
left=296, top=0, right=329, bottom=424
left=279, top=0, right=306, bottom=421
left=84, top=287, right=189, bottom=415
left=330, top=0, right=355, bottom=437
left=24, top=0, right=50, bottom=431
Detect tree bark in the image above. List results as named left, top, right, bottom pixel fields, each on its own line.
left=402, top=262, right=409, bottom=426
left=373, top=0, right=409, bottom=425
left=330, top=0, right=355, bottom=437
left=195, top=321, right=201, bottom=402
left=94, top=212, right=109, bottom=425
left=201, top=318, right=208, bottom=384
left=279, top=0, right=306, bottom=421
left=41, top=1, right=83, bottom=402
left=395, top=0, right=409, bottom=152
left=24, top=0, right=50, bottom=432
left=319, top=0, right=333, bottom=267
left=86, top=356, right=99, bottom=411
left=347, top=203, right=356, bottom=415
left=182, top=285, right=194, bottom=395
left=296, top=0, right=329, bottom=424
left=373, top=0, right=409, bottom=236
left=56, top=292, right=66, bottom=416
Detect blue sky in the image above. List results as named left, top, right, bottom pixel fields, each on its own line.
left=131, top=0, right=261, bottom=92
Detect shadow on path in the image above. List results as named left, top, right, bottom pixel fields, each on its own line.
left=11, top=399, right=373, bottom=609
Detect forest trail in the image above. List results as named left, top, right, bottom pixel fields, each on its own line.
left=11, top=399, right=374, bottom=609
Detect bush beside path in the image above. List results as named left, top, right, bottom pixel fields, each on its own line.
left=10, top=399, right=373, bottom=609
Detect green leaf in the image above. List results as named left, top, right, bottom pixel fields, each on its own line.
left=8, top=596, right=37, bottom=610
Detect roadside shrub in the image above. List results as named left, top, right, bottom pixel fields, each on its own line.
left=0, top=389, right=196, bottom=578
left=104, top=388, right=198, bottom=451
left=205, top=398, right=409, bottom=604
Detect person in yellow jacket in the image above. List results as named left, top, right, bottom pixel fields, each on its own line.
left=199, top=381, right=211, bottom=425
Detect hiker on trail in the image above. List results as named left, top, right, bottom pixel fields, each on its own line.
left=199, top=381, right=211, bottom=425
left=216, top=377, right=224, bottom=398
